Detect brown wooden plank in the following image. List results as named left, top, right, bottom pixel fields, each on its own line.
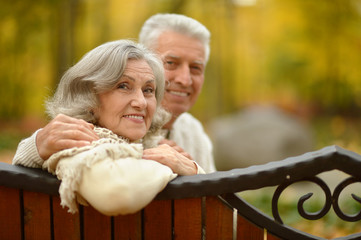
left=23, top=190, right=52, bottom=240
left=113, top=212, right=142, bottom=240
left=174, top=198, right=202, bottom=239
left=143, top=199, right=172, bottom=240
left=83, top=205, right=112, bottom=240
left=267, top=231, right=282, bottom=240
left=236, top=213, right=264, bottom=240
left=206, top=196, right=233, bottom=240
left=0, top=186, right=22, bottom=240
left=52, top=196, right=81, bottom=240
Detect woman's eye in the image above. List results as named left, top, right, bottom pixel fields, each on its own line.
left=117, top=83, right=129, bottom=89
left=144, top=87, right=155, bottom=94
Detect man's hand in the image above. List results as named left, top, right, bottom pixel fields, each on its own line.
left=36, top=114, right=99, bottom=160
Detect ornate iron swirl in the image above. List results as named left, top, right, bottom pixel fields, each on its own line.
left=272, top=176, right=332, bottom=224
left=333, top=177, right=361, bottom=222
left=272, top=176, right=361, bottom=224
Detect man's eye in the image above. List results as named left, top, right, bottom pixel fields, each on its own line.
left=190, top=66, right=203, bottom=75
left=191, top=66, right=201, bottom=70
left=164, top=61, right=177, bottom=70
left=164, top=60, right=174, bottom=65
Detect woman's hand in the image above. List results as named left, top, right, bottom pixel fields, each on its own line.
left=143, top=143, right=197, bottom=176
left=36, top=114, right=99, bottom=160
left=158, top=139, right=193, bottom=160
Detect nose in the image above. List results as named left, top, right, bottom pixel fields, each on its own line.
left=131, top=90, right=147, bottom=109
left=174, top=65, right=192, bottom=87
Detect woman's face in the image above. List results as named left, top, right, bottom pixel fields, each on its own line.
left=95, top=59, right=157, bottom=141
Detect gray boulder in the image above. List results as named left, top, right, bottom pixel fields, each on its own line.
left=208, top=106, right=314, bottom=170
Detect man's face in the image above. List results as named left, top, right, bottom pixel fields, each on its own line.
left=156, top=31, right=206, bottom=118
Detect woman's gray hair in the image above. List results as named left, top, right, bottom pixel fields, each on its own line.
left=46, top=39, right=166, bottom=127
left=139, top=13, right=211, bottom=63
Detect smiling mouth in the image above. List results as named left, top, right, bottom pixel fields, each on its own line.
left=124, top=115, right=144, bottom=120
left=167, top=90, right=189, bottom=97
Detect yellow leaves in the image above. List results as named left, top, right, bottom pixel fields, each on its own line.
left=331, top=116, right=346, bottom=138
left=0, top=18, right=17, bottom=43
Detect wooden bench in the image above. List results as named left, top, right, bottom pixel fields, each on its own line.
left=1, top=145, right=361, bottom=239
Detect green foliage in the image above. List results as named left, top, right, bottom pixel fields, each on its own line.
left=0, top=132, right=24, bottom=151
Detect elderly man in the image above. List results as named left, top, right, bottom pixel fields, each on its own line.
left=13, top=13, right=216, bottom=174
left=140, top=14, right=216, bottom=173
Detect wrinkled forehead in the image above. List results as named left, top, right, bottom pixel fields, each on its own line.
left=156, top=31, right=206, bottom=63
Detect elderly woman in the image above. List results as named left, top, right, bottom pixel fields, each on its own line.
left=13, top=40, right=202, bottom=216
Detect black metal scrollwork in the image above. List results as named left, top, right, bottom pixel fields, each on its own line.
left=333, top=177, right=361, bottom=222
left=272, top=176, right=361, bottom=224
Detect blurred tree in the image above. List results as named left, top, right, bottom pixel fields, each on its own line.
left=1, top=0, right=361, bottom=123
left=0, top=1, right=54, bottom=119
left=262, top=0, right=361, bottom=115
left=51, top=0, right=80, bottom=86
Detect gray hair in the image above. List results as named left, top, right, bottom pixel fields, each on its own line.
left=139, top=13, right=211, bottom=63
left=46, top=39, right=165, bottom=126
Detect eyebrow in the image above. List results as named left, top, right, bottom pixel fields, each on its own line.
left=193, top=60, right=205, bottom=66
left=122, top=74, right=156, bottom=83
left=164, top=54, right=205, bottom=66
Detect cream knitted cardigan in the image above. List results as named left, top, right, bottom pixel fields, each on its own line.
left=42, top=126, right=177, bottom=216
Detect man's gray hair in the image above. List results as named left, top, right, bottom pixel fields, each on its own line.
left=139, top=13, right=211, bottom=63
left=46, top=39, right=165, bottom=125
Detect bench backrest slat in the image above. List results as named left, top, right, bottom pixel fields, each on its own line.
left=174, top=198, right=203, bottom=239
left=236, top=215, right=265, bottom=240
left=83, top=205, right=112, bottom=239
left=206, top=196, right=234, bottom=239
left=52, top=196, right=81, bottom=240
left=143, top=199, right=172, bottom=239
left=23, top=191, right=52, bottom=239
left=0, top=186, right=22, bottom=240
left=113, top=212, right=141, bottom=240
left=267, top=233, right=282, bottom=240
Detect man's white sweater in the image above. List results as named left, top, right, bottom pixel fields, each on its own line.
left=168, top=112, right=216, bottom=173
